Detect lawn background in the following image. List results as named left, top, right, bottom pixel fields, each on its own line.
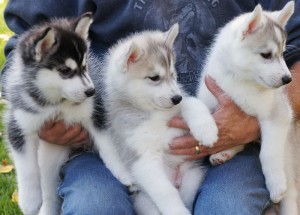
left=0, top=0, right=23, bottom=214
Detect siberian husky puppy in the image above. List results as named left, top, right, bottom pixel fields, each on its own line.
left=102, top=24, right=218, bottom=215
left=197, top=1, right=295, bottom=208
left=3, top=13, right=124, bottom=215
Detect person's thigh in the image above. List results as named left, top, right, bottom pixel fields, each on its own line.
left=58, top=152, right=135, bottom=215
left=194, top=144, right=272, bottom=215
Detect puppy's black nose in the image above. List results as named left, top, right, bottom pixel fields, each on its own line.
left=282, top=75, right=292, bottom=85
left=85, top=88, right=95, bottom=97
left=171, top=95, right=182, bottom=105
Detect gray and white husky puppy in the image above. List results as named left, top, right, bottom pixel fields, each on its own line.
left=197, top=1, right=295, bottom=211
left=3, top=13, right=124, bottom=215
left=102, top=24, right=218, bottom=215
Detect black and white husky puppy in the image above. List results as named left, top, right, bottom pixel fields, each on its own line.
left=3, top=13, right=124, bottom=215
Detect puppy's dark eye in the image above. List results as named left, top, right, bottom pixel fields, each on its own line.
left=148, top=75, right=160, bottom=82
left=60, top=68, right=73, bottom=76
left=260, top=52, right=272, bottom=59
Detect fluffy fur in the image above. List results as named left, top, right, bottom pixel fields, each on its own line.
left=281, top=121, right=300, bottom=214
left=197, top=1, right=296, bottom=211
left=3, top=13, right=124, bottom=215
left=102, top=24, right=218, bottom=215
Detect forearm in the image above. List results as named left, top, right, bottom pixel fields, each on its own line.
left=286, top=61, right=300, bottom=120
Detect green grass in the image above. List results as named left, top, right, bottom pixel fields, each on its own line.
left=0, top=0, right=22, bottom=214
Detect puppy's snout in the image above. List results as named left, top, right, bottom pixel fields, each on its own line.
left=281, top=75, right=292, bottom=85
left=85, top=88, right=95, bottom=97
left=171, top=95, right=182, bottom=105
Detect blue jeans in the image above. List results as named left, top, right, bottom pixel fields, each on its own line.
left=58, top=152, right=135, bottom=215
left=58, top=145, right=271, bottom=215
left=194, top=144, right=272, bottom=214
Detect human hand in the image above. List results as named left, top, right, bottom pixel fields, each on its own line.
left=169, top=76, right=260, bottom=160
left=38, top=119, right=90, bottom=148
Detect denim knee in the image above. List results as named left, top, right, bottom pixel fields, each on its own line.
left=194, top=145, right=271, bottom=215
left=58, top=152, right=135, bottom=215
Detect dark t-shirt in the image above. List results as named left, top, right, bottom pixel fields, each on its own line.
left=2, top=0, right=300, bottom=112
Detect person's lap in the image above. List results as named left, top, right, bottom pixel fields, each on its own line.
left=58, top=144, right=271, bottom=215
left=58, top=152, right=136, bottom=215
left=194, top=144, right=272, bottom=215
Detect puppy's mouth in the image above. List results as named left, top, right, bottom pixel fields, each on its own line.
left=258, top=76, right=283, bottom=89
left=62, top=93, right=87, bottom=103
left=153, top=98, right=177, bottom=110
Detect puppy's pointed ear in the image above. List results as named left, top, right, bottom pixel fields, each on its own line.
left=124, top=42, right=144, bottom=72
left=242, top=4, right=263, bottom=38
left=73, top=12, right=93, bottom=40
left=35, top=27, right=56, bottom=61
left=276, top=1, right=294, bottom=27
left=164, top=23, right=179, bottom=47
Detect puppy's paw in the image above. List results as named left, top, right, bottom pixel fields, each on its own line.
left=19, top=189, right=42, bottom=215
left=116, top=172, right=134, bottom=187
left=189, top=119, right=218, bottom=147
left=270, top=181, right=287, bottom=203
left=270, top=186, right=287, bottom=203
left=209, top=150, right=234, bottom=165
left=168, top=207, right=191, bottom=215
left=21, top=204, right=41, bottom=215
left=267, top=177, right=287, bottom=203
left=128, top=184, right=139, bottom=193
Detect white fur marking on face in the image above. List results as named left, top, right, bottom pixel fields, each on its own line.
left=82, top=53, right=87, bottom=67
left=274, top=27, right=283, bottom=48
left=65, top=58, right=78, bottom=70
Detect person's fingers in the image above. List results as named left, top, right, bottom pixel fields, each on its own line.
left=169, top=135, right=198, bottom=149
left=39, top=120, right=68, bottom=143
left=169, top=144, right=209, bottom=159
left=39, top=120, right=90, bottom=147
left=42, top=119, right=56, bottom=130
left=205, top=75, right=228, bottom=104
left=68, top=128, right=89, bottom=145
left=168, top=117, right=189, bottom=130
left=186, top=152, right=209, bottom=160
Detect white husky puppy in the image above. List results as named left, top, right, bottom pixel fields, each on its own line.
left=102, top=24, right=218, bottom=215
left=3, top=13, right=124, bottom=215
left=197, top=1, right=294, bottom=206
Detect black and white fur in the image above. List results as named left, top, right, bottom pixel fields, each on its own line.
left=197, top=1, right=295, bottom=208
left=102, top=24, right=218, bottom=215
left=3, top=13, right=124, bottom=215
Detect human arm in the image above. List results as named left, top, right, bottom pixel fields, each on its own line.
left=286, top=61, right=300, bottom=119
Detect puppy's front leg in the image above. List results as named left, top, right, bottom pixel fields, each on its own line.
left=180, top=97, right=218, bottom=147
left=38, top=140, right=70, bottom=215
left=10, top=137, right=42, bottom=215
left=259, top=119, right=290, bottom=203
left=132, top=153, right=191, bottom=215
left=92, top=130, right=134, bottom=187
